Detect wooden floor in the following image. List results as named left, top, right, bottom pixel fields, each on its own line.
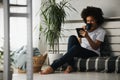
left=12, top=71, right=120, bottom=80
left=12, top=65, right=120, bottom=80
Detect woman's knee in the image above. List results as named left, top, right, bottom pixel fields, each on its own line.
left=69, top=35, right=77, bottom=40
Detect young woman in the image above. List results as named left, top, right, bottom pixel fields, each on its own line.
left=40, top=6, right=106, bottom=74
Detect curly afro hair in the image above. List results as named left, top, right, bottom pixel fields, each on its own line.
left=81, top=6, right=104, bottom=26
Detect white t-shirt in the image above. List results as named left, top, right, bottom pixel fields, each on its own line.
left=81, top=27, right=106, bottom=55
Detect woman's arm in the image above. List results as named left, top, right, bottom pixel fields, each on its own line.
left=80, top=30, right=102, bottom=50
left=78, top=37, right=81, bottom=44
left=85, top=34, right=102, bottom=50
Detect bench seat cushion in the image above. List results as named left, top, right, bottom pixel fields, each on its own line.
left=74, top=56, right=120, bottom=73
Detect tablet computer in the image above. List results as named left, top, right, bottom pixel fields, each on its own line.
left=76, top=28, right=84, bottom=37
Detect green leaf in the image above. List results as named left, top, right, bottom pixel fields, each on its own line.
left=40, top=0, right=77, bottom=51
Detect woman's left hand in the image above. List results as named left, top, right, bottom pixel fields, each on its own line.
left=79, top=30, right=88, bottom=38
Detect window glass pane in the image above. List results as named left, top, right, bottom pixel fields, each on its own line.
left=10, top=0, right=27, bottom=5
left=10, top=7, right=27, bottom=13
left=10, top=17, right=27, bottom=51
left=0, top=7, right=3, bottom=50
left=10, top=0, right=27, bottom=13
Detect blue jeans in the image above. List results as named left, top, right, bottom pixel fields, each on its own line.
left=50, top=35, right=98, bottom=70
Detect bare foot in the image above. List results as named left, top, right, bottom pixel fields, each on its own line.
left=40, top=66, right=54, bottom=75
left=64, top=66, right=73, bottom=74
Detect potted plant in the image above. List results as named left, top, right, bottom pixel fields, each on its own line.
left=0, top=51, right=4, bottom=80
left=0, top=50, right=13, bottom=80
left=40, top=0, right=76, bottom=65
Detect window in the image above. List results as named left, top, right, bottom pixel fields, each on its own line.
left=0, top=5, right=3, bottom=51
left=0, top=0, right=28, bottom=51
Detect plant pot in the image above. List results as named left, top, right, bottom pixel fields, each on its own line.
left=48, top=53, right=63, bottom=65
left=0, top=70, right=3, bottom=80
left=0, top=70, right=13, bottom=80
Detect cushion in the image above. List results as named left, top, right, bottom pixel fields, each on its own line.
left=74, top=56, right=120, bottom=73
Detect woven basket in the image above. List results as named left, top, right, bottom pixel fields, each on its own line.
left=18, top=53, right=47, bottom=73
left=33, top=54, right=47, bottom=72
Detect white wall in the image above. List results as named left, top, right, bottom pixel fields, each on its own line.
left=32, top=0, right=41, bottom=48
left=39, top=0, right=120, bottom=54
left=66, top=0, right=120, bottom=20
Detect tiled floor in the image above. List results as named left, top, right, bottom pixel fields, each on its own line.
left=12, top=71, right=120, bottom=80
